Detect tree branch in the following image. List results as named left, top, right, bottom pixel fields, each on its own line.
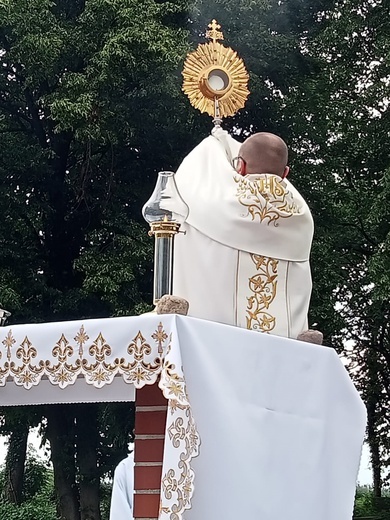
left=23, top=87, right=48, bottom=148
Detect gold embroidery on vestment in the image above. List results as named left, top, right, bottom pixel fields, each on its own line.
left=235, top=175, right=299, bottom=225
left=246, top=254, right=278, bottom=333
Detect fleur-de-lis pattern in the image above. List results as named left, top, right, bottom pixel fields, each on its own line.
left=10, top=336, right=44, bottom=388
left=0, top=317, right=200, bottom=520
left=118, top=330, right=163, bottom=386
left=45, top=333, right=80, bottom=388
left=0, top=323, right=168, bottom=390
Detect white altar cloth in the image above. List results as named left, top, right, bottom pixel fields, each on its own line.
left=0, top=314, right=366, bottom=520
left=176, top=317, right=366, bottom=520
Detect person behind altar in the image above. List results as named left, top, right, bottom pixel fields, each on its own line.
left=109, top=451, right=134, bottom=520
left=173, top=128, right=315, bottom=340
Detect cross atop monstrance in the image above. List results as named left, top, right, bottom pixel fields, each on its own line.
left=206, top=18, right=224, bottom=43
left=182, top=19, right=249, bottom=122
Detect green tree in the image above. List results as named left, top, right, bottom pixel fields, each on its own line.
left=0, top=447, right=57, bottom=520
left=284, top=0, right=390, bottom=491
left=0, top=0, right=192, bottom=324
left=0, top=408, right=43, bottom=505
left=0, top=1, right=189, bottom=518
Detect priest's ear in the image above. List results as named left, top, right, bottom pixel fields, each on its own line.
left=282, top=166, right=289, bottom=179
left=233, top=156, right=247, bottom=176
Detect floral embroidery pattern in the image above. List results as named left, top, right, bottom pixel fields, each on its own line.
left=247, top=254, right=279, bottom=333
left=235, top=174, right=299, bottom=225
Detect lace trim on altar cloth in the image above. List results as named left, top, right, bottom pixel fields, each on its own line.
left=0, top=324, right=166, bottom=389
left=0, top=320, right=200, bottom=520
left=159, top=343, right=200, bottom=519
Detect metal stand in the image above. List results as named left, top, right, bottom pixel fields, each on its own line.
left=149, top=221, right=181, bottom=304
left=212, top=97, right=223, bottom=127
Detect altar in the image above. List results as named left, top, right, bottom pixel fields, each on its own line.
left=0, top=313, right=366, bottom=520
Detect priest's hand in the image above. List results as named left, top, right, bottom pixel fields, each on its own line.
left=211, top=126, right=234, bottom=162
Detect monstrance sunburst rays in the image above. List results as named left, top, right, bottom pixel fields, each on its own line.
left=182, top=19, right=249, bottom=119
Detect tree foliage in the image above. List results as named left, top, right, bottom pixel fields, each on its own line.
left=0, top=0, right=187, bottom=518
left=284, top=0, right=390, bottom=491
left=0, top=0, right=192, bottom=323
left=0, top=447, right=57, bottom=520
left=354, top=487, right=390, bottom=519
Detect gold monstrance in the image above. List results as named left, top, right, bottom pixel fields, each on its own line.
left=182, top=19, right=249, bottom=124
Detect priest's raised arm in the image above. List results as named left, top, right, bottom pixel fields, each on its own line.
left=173, top=129, right=314, bottom=339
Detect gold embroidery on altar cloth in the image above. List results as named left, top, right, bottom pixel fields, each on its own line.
left=0, top=329, right=16, bottom=382
left=162, top=408, right=196, bottom=512
left=152, top=322, right=168, bottom=355
left=234, top=175, right=299, bottom=225
left=10, top=336, right=44, bottom=386
left=159, top=343, right=200, bottom=519
left=246, top=254, right=278, bottom=333
left=45, top=333, right=79, bottom=386
left=75, top=325, right=89, bottom=358
left=0, top=321, right=200, bottom=520
left=2, top=329, right=16, bottom=361
left=0, top=323, right=168, bottom=389
left=84, top=333, right=113, bottom=384
left=120, top=330, right=163, bottom=385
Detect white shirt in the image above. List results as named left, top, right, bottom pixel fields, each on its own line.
left=109, top=453, right=134, bottom=520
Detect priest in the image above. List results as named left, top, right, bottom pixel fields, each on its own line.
left=173, top=129, right=314, bottom=339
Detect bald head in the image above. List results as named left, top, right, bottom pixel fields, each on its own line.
left=239, top=132, right=288, bottom=177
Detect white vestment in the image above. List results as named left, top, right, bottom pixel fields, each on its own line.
left=109, top=453, right=134, bottom=520
left=173, top=130, right=314, bottom=339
